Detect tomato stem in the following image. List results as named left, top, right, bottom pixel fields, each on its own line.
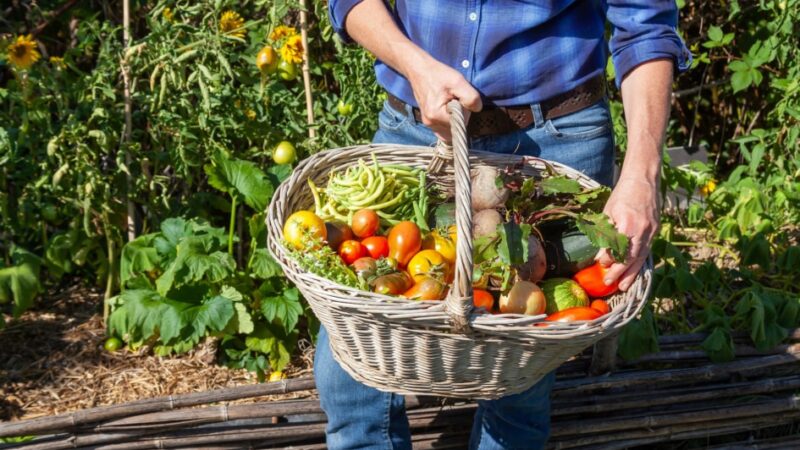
left=228, top=195, right=237, bottom=256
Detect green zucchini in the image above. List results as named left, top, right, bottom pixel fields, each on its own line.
left=539, top=220, right=599, bottom=278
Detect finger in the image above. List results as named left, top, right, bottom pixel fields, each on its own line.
left=594, top=248, right=614, bottom=267
left=451, top=83, right=483, bottom=112
left=601, top=261, right=627, bottom=287
left=617, top=260, right=644, bottom=292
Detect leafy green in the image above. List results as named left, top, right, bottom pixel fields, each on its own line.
left=249, top=249, right=283, bottom=279
left=497, top=222, right=532, bottom=266
left=260, top=286, right=303, bottom=333
left=120, top=234, right=159, bottom=287
left=618, top=305, right=660, bottom=361
left=156, top=236, right=235, bottom=296
left=575, top=213, right=629, bottom=261
left=539, top=176, right=582, bottom=195
left=0, top=247, right=43, bottom=322
left=205, top=154, right=273, bottom=211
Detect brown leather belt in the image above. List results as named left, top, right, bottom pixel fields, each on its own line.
left=387, top=75, right=606, bottom=138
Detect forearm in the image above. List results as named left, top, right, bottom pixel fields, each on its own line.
left=344, top=0, right=431, bottom=81
left=618, top=59, right=674, bottom=186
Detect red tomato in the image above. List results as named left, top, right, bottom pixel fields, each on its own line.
left=351, top=209, right=380, bottom=238
left=473, top=289, right=495, bottom=311
left=338, top=240, right=368, bottom=265
left=591, top=299, right=611, bottom=315
left=573, top=262, right=619, bottom=298
left=387, top=221, right=422, bottom=267
left=545, top=306, right=603, bottom=322
left=361, top=236, right=389, bottom=259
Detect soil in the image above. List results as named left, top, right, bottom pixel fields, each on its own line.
left=0, top=282, right=315, bottom=422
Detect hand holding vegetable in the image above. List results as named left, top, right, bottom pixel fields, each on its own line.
left=596, top=176, right=660, bottom=292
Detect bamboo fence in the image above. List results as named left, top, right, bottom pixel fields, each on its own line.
left=1, top=331, right=799, bottom=449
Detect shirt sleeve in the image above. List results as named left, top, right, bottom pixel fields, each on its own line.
left=328, top=0, right=365, bottom=43
left=605, top=0, right=692, bottom=87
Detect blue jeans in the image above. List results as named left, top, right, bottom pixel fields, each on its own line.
left=315, top=99, right=615, bottom=450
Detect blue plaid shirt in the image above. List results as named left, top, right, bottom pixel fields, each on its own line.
left=329, top=0, right=691, bottom=107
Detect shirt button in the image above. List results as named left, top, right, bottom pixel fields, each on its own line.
left=461, top=60, right=470, bottom=68
left=469, top=12, right=478, bottom=21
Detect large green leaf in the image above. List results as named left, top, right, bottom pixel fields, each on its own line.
left=205, top=155, right=273, bottom=211
left=0, top=247, right=43, bottom=319
left=156, top=236, right=235, bottom=295
left=260, top=286, right=303, bottom=333
left=120, top=234, right=159, bottom=286
left=618, top=305, right=660, bottom=361
left=249, top=248, right=282, bottom=279
left=177, top=294, right=235, bottom=343
left=120, top=289, right=183, bottom=341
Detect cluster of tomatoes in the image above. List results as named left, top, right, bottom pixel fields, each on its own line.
left=283, top=208, right=459, bottom=301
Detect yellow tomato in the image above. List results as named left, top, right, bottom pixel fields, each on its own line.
left=256, top=46, right=279, bottom=74
left=407, top=249, right=450, bottom=283
left=422, top=231, right=456, bottom=265
left=699, top=179, right=717, bottom=197
left=447, top=224, right=458, bottom=243
left=283, top=211, right=326, bottom=250
left=268, top=370, right=287, bottom=382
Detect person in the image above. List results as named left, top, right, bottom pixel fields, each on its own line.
left=315, top=1, right=691, bottom=449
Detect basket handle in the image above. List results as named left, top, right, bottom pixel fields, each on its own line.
left=444, top=100, right=474, bottom=334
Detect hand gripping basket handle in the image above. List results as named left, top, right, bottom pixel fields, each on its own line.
left=444, top=100, right=474, bottom=333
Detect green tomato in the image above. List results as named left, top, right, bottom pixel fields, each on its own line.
left=104, top=337, right=123, bottom=352
left=273, top=141, right=297, bottom=165
left=41, top=204, right=59, bottom=222
left=337, top=100, right=354, bottom=116
left=278, top=60, right=298, bottom=81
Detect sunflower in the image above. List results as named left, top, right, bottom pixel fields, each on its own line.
left=270, top=25, right=297, bottom=42
left=219, top=10, right=245, bottom=39
left=6, top=34, right=41, bottom=70
left=280, top=34, right=304, bottom=64
left=162, top=7, right=174, bottom=23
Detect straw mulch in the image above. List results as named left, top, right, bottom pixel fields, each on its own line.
left=0, top=283, right=315, bottom=422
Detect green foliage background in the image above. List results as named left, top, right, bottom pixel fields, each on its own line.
left=1, top=0, right=799, bottom=372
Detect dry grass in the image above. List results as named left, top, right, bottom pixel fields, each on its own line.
left=0, top=283, right=315, bottom=421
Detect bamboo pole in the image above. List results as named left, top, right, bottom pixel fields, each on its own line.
left=552, top=349, right=800, bottom=394
left=121, top=0, right=135, bottom=242
left=549, top=412, right=800, bottom=449
left=550, top=394, right=800, bottom=437
left=0, top=378, right=316, bottom=437
left=299, top=0, right=316, bottom=139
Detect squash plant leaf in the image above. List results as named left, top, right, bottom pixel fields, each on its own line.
left=0, top=247, right=43, bottom=319
left=120, top=234, right=159, bottom=287
left=178, top=294, right=235, bottom=343
left=205, top=155, right=273, bottom=211
left=260, top=286, right=303, bottom=333
left=156, top=236, right=235, bottom=296
left=618, top=305, right=660, bottom=361
left=575, top=212, right=628, bottom=261
left=250, top=248, right=282, bottom=279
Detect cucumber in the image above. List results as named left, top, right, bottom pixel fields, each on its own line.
left=539, top=220, right=599, bottom=278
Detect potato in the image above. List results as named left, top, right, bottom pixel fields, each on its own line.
left=499, top=281, right=546, bottom=315
left=471, top=166, right=509, bottom=211
left=515, top=236, right=547, bottom=283
left=472, top=209, right=502, bottom=238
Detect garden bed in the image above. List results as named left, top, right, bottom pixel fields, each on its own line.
left=0, top=284, right=315, bottom=422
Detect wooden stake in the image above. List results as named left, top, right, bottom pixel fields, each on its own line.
left=299, top=0, right=316, bottom=139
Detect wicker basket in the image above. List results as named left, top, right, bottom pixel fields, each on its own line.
left=267, top=101, right=652, bottom=399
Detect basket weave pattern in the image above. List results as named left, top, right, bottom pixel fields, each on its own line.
left=267, top=102, right=652, bottom=399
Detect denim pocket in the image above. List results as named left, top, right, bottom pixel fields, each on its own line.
left=378, top=101, right=411, bottom=131
left=544, top=101, right=612, bottom=141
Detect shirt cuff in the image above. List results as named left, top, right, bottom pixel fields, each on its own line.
left=612, top=35, right=693, bottom=87
left=329, top=0, right=364, bottom=43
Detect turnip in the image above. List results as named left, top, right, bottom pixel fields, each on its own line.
left=472, top=209, right=502, bottom=238
left=471, top=166, right=509, bottom=211
left=498, top=281, right=546, bottom=315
